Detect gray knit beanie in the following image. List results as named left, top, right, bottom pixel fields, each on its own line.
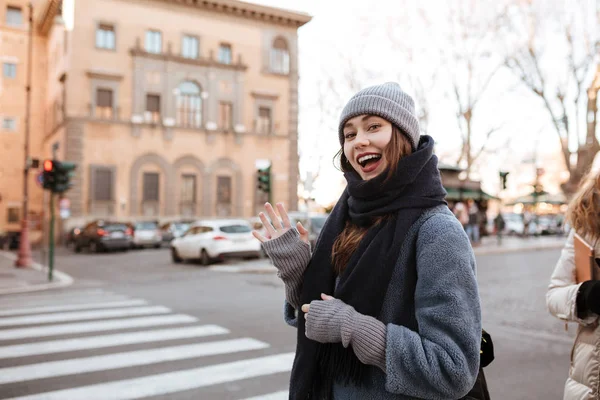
left=338, top=82, right=420, bottom=150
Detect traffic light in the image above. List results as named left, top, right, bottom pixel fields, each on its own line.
left=499, top=171, right=509, bottom=190
left=41, top=160, right=77, bottom=193
left=257, top=166, right=271, bottom=194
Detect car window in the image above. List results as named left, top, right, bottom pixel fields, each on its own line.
left=200, top=226, right=214, bottom=233
left=105, top=224, right=128, bottom=232
left=219, top=224, right=251, bottom=233
left=136, top=222, right=157, bottom=230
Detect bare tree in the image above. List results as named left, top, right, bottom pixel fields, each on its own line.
left=388, top=0, right=508, bottom=179
left=502, top=0, right=599, bottom=193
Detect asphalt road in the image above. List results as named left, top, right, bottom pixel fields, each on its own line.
left=0, top=244, right=573, bottom=400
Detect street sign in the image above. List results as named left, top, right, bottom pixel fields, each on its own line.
left=59, top=198, right=70, bottom=219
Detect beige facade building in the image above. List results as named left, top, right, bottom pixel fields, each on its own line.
left=0, top=0, right=310, bottom=238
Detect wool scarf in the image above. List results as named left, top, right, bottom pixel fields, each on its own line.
left=289, top=135, right=448, bottom=399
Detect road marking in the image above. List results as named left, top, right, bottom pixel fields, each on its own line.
left=7, top=352, right=295, bottom=400
left=0, top=299, right=148, bottom=316
left=0, top=338, right=270, bottom=384
left=0, top=294, right=131, bottom=310
left=0, top=306, right=171, bottom=327
left=0, top=324, right=229, bottom=359
left=0, top=314, right=198, bottom=340
left=0, top=289, right=108, bottom=304
left=241, top=390, right=289, bottom=400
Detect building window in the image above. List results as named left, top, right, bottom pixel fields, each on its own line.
left=95, top=88, right=114, bottom=118
left=180, top=174, right=196, bottom=216
left=145, top=94, right=161, bottom=123
left=219, top=102, right=233, bottom=131
left=270, top=37, right=289, bottom=74
left=5, top=6, right=22, bottom=27
left=218, top=44, right=232, bottom=64
left=182, top=35, right=199, bottom=59
left=176, top=81, right=202, bottom=128
left=256, top=107, right=272, bottom=134
left=143, top=172, right=159, bottom=202
left=2, top=117, right=16, bottom=131
left=3, top=63, right=16, bottom=79
left=96, top=24, right=115, bottom=50
left=7, top=207, right=20, bottom=223
left=93, top=168, right=114, bottom=201
left=216, top=176, right=232, bottom=217
left=145, top=30, right=162, bottom=54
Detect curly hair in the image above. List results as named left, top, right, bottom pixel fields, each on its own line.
left=331, top=125, right=413, bottom=274
left=567, top=168, right=600, bottom=240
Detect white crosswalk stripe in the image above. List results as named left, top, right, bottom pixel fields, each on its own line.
left=0, top=288, right=291, bottom=399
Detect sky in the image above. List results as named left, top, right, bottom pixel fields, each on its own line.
left=248, top=0, right=593, bottom=207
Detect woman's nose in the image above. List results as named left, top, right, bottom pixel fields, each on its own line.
left=354, top=132, right=369, bottom=148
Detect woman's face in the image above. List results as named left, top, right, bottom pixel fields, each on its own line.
left=342, top=114, right=393, bottom=180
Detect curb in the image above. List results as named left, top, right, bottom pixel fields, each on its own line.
left=473, top=243, right=564, bottom=256
left=0, top=251, right=74, bottom=295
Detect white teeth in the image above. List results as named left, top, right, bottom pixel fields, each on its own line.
left=358, top=154, right=381, bottom=164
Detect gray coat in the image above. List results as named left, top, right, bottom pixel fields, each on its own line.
left=282, top=205, right=482, bottom=399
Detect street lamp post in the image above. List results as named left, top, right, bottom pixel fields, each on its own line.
left=15, top=2, right=34, bottom=268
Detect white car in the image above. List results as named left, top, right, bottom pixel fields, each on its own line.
left=170, top=219, right=262, bottom=265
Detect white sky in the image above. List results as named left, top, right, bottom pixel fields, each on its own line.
left=249, top=0, right=593, bottom=207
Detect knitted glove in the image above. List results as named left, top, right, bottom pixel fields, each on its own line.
left=577, top=280, right=600, bottom=318
left=261, top=228, right=311, bottom=309
left=305, top=297, right=387, bottom=371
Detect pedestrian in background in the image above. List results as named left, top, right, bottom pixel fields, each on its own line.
left=547, top=168, right=600, bottom=400
left=253, top=82, right=483, bottom=399
left=466, top=199, right=481, bottom=244
left=494, top=213, right=505, bottom=245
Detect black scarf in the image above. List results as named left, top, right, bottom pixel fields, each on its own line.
left=289, top=135, right=447, bottom=400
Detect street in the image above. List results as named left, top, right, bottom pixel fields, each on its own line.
left=0, top=245, right=573, bottom=400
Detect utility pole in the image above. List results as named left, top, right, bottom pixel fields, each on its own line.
left=15, top=2, right=34, bottom=268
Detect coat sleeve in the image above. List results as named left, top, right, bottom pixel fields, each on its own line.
left=384, top=214, right=481, bottom=399
left=546, top=230, right=597, bottom=325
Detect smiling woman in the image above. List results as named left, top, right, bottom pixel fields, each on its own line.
left=253, top=82, right=485, bottom=399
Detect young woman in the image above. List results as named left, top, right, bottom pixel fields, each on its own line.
left=253, top=82, right=482, bottom=399
left=547, top=168, right=600, bottom=399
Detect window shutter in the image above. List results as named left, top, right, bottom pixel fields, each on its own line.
left=96, top=89, right=113, bottom=107
left=143, top=172, right=160, bottom=201
left=94, top=168, right=113, bottom=201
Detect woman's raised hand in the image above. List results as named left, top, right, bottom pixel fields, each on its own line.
left=252, top=202, right=309, bottom=244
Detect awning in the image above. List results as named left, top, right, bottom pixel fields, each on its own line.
left=505, top=192, right=567, bottom=206
left=444, top=187, right=498, bottom=201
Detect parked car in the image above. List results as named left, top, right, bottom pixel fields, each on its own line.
left=132, top=221, right=162, bottom=249
left=287, top=211, right=329, bottom=247
left=65, top=226, right=82, bottom=248
left=160, top=221, right=192, bottom=244
left=171, top=219, right=261, bottom=265
left=536, top=214, right=561, bottom=236
left=502, top=213, right=525, bottom=236
left=74, top=221, right=132, bottom=253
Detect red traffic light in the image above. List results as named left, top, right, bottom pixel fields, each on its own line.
left=43, top=160, right=54, bottom=172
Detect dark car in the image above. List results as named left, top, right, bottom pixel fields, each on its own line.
left=65, top=227, right=82, bottom=248
left=74, top=221, right=132, bottom=253
left=160, top=221, right=192, bottom=244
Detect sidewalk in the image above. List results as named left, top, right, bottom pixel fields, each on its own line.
left=473, top=235, right=566, bottom=256
left=0, top=251, right=73, bottom=295
left=211, top=235, right=568, bottom=274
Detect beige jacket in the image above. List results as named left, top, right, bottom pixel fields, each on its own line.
left=547, top=230, right=600, bottom=400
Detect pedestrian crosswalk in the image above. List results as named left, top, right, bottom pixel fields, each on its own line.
left=0, top=288, right=291, bottom=400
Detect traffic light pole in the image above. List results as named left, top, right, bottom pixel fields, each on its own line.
left=48, top=192, right=55, bottom=281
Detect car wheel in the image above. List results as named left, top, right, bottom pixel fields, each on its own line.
left=74, top=244, right=81, bottom=253
left=171, top=247, right=182, bottom=263
left=200, top=249, right=210, bottom=266
left=89, top=241, right=99, bottom=253
left=154, top=243, right=161, bottom=249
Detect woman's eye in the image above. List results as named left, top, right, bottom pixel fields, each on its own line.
left=368, top=124, right=381, bottom=131
left=344, top=132, right=355, bottom=139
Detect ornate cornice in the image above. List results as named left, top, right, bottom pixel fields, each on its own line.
left=130, top=47, right=249, bottom=71
left=38, top=0, right=61, bottom=35
left=161, top=0, right=311, bottom=28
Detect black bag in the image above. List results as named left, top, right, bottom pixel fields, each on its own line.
left=463, top=329, right=494, bottom=400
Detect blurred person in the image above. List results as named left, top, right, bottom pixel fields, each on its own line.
left=253, top=83, right=484, bottom=399
left=466, top=199, right=481, bottom=244
left=547, top=168, right=600, bottom=400
left=494, top=213, right=505, bottom=245
left=454, top=200, right=470, bottom=230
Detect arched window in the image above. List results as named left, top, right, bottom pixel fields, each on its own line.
left=270, top=37, right=289, bottom=74
left=176, top=81, right=202, bottom=128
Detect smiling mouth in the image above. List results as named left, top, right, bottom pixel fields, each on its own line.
left=357, top=154, right=382, bottom=168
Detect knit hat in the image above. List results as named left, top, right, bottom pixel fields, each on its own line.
left=338, top=82, right=420, bottom=150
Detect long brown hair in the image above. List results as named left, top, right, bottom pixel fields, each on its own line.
left=331, top=125, right=413, bottom=274
left=567, top=168, right=600, bottom=240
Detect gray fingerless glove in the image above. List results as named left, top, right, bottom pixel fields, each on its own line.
left=305, top=298, right=388, bottom=372
left=261, top=228, right=311, bottom=310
